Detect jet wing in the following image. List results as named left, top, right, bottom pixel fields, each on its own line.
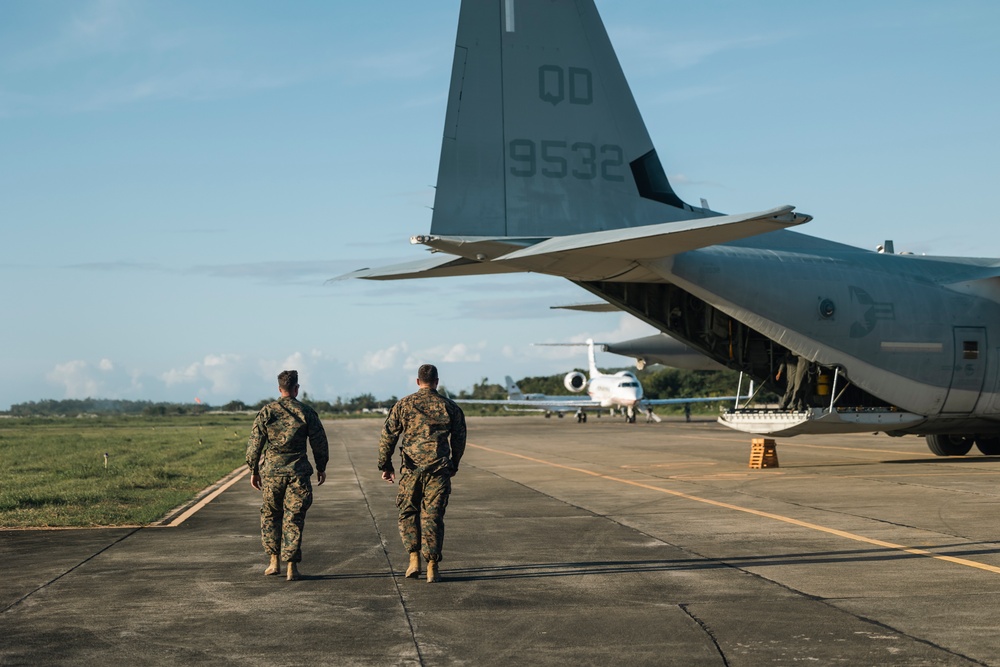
left=644, top=396, right=741, bottom=406
left=456, top=398, right=597, bottom=409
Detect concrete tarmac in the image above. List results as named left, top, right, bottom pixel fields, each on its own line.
left=4, top=416, right=1000, bottom=665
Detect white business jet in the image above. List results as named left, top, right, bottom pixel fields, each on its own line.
left=460, top=340, right=749, bottom=423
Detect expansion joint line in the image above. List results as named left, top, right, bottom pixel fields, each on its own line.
left=343, top=438, right=426, bottom=667
left=1, top=527, right=142, bottom=614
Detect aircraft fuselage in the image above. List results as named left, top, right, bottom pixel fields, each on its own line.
left=581, top=229, right=1000, bottom=435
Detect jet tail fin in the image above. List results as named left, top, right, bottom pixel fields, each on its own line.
left=505, top=375, right=525, bottom=400
left=586, top=338, right=601, bottom=379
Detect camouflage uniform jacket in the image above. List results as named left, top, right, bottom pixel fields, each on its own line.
left=246, top=396, right=329, bottom=477
left=378, top=387, right=466, bottom=476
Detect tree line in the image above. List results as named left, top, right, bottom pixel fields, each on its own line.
left=4, top=367, right=759, bottom=418
left=3, top=393, right=398, bottom=418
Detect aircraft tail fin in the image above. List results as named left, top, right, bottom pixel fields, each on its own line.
left=432, top=0, right=714, bottom=239
left=586, top=338, right=601, bottom=379
left=505, top=375, right=524, bottom=400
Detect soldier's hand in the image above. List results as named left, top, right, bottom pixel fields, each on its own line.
left=381, top=470, right=395, bottom=484
left=317, top=470, right=327, bottom=486
left=250, top=472, right=262, bottom=491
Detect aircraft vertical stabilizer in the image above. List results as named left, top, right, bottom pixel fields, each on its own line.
left=585, top=338, right=601, bottom=379
left=432, top=0, right=714, bottom=240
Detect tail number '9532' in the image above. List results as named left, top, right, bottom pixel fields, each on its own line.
left=509, top=140, right=624, bottom=182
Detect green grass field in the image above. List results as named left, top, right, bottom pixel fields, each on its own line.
left=0, top=415, right=255, bottom=527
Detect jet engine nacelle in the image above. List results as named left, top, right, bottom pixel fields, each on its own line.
left=564, top=371, right=587, bottom=393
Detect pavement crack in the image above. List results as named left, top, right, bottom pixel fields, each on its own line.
left=1, top=527, right=142, bottom=614
left=679, top=604, right=730, bottom=667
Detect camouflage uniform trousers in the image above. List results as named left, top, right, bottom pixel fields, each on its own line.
left=396, top=469, right=451, bottom=562
left=260, top=474, right=313, bottom=563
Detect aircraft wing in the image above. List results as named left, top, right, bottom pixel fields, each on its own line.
left=643, top=380, right=754, bottom=407
left=643, top=396, right=741, bottom=406
left=456, top=398, right=597, bottom=410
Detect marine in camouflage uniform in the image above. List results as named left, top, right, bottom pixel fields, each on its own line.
left=378, top=364, right=466, bottom=582
left=246, top=370, right=329, bottom=580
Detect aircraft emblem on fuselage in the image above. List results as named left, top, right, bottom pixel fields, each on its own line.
left=848, top=286, right=895, bottom=338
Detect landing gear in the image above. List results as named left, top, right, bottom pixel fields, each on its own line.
left=626, top=406, right=636, bottom=424
left=576, top=411, right=587, bottom=423
left=926, top=434, right=974, bottom=456
left=976, top=436, right=1000, bottom=455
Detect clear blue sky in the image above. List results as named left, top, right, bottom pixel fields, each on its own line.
left=2, top=1, right=998, bottom=410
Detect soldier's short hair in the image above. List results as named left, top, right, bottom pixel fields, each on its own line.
left=417, top=364, right=438, bottom=384
left=277, top=370, right=299, bottom=392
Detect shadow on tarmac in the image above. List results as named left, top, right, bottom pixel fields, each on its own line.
left=885, top=456, right=1000, bottom=464
left=404, top=542, right=1000, bottom=582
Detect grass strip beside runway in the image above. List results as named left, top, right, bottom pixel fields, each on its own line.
left=0, top=415, right=252, bottom=527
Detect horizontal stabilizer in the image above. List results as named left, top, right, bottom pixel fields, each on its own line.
left=496, top=207, right=809, bottom=279
left=333, top=254, right=523, bottom=282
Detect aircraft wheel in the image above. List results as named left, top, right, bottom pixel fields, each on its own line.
left=627, top=413, right=636, bottom=424
left=545, top=412, right=552, bottom=419
left=975, top=436, right=1000, bottom=455
left=926, top=434, right=974, bottom=456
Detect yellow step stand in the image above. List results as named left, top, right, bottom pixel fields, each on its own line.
left=749, top=438, right=779, bottom=469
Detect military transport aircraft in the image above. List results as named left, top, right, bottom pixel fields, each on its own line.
left=457, top=339, right=746, bottom=423
left=341, top=0, right=1000, bottom=456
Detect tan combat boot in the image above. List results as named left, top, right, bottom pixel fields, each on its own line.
left=264, top=554, right=280, bottom=576
left=426, top=560, right=441, bottom=583
left=405, top=552, right=421, bottom=578
left=287, top=562, right=300, bottom=581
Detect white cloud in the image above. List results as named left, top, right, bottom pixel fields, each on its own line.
left=407, top=342, right=485, bottom=366
left=47, top=360, right=101, bottom=398
left=161, top=353, right=246, bottom=395
left=44, top=357, right=150, bottom=401
left=354, top=342, right=409, bottom=375
left=161, top=361, right=200, bottom=386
